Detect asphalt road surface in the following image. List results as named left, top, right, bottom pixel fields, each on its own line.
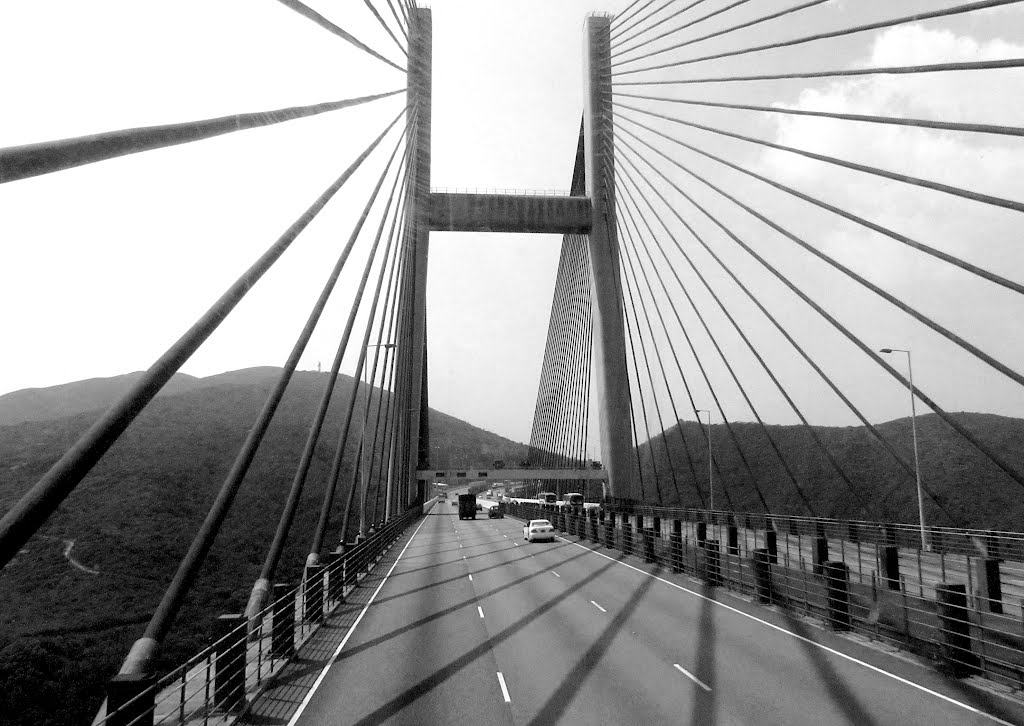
left=288, top=506, right=1024, bottom=725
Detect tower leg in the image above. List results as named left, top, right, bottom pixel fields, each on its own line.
left=583, top=15, right=633, bottom=500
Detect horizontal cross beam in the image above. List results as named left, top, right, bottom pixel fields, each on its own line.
left=417, top=468, right=608, bottom=482
left=428, top=192, right=592, bottom=233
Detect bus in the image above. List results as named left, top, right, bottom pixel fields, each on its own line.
left=538, top=491, right=558, bottom=504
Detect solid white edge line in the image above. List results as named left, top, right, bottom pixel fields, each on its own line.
left=674, top=663, right=712, bottom=692
left=555, top=536, right=1017, bottom=726
left=284, top=515, right=432, bottom=726
left=591, top=600, right=607, bottom=613
left=496, top=671, right=512, bottom=703
left=478, top=606, right=485, bottom=619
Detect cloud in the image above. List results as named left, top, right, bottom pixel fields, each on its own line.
left=746, top=24, right=1024, bottom=421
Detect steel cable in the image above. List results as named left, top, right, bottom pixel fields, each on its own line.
left=616, top=204, right=687, bottom=506
left=614, top=0, right=829, bottom=65
left=616, top=149, right=876, bottom=519
left=614, top=114, right=1024, bottom=393
left=613, top=124, right=956, bottom=523
left=614, top=0, right=759, bottom=60
left=615, top=100, right=1024, bottom=216
left=612, top=123, right=1024, bottom=498
left=275, top=0, right=404, bottom=72
left=613, top=110, right=1024, bottom=304
left=126, top=119, right=411, bottom=670
left=0, top=90, right=403, bottom=184
left=612, top=0, right=1024, bottom=77
left=612, top=58, right=1024, bottom=87
left=0, top=106, right=407, bottom=570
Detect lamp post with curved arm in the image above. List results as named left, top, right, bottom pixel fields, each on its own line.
left=880, top=347, right=928, bottom=550
left=695, top=409, right=713, bottom=511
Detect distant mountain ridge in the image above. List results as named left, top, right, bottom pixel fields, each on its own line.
left=0, top=367, right=528, bottom=726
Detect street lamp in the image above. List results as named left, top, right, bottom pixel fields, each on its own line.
left=359, top=343, right=396, bottom=538
left=880, top=347, right=928, bottom=551
left=695, top=409, right=713, bottom=511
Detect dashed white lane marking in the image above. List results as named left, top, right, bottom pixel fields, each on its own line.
left=674, top=663, right=712, bottom=691
left=478, top=606, right=485, bottom=619
left=468, top=574, right=473, bottom=582
left=552, top=571, right=561, bottom=578
left=555, top=536, right=1017, bottom=726
left=503, top=535, right=508, bottom=538
left=459, top=543, right=463, bottom=548
left=496, top=672, right=512, bottom=703
left=591, top=600, right=607, bottom=613
left=284, top=513, right=431, bottom=726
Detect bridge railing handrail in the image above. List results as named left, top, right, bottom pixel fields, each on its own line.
left=95, top=501, right=432, bottom=726
left=430, top=186, right=575, bottom=197
left=507, top=501, right=1024, bottom=690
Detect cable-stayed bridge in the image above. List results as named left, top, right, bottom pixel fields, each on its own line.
left=3, top=1, right=1024, bottom=724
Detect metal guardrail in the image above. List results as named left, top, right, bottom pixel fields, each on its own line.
left=508, top=502, right=1024, bottom=692
left=97, top=501, right=434, bottom=726
left=429, top=186, right=574, bottom=197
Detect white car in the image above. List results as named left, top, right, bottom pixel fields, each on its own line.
left=524, top=519, right=555, bottom=542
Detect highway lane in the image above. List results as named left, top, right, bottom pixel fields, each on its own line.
left=289, top=507, right=1024, bottom=725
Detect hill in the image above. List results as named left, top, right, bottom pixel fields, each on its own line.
left=0, top=368, right=527, bottom=725
left=632, top=413, right=1024, bottom=531
left=0, top=371, right=201, bottom=427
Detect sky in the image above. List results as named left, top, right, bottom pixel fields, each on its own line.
left=1, top=0, right=1023, bottom=452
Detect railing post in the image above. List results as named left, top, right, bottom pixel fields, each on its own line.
left=813, top=535, right=829, bottom=576
left=824, top=561, right=851, bottom=631
left=882, top=545, right=901, bottom=591
left=622, top=513, right=632, bottom=554
left=974, top=557, right=1004, bottom=615
left=213, top=613, right=246, bottom=713
left=271, top=583, right=295, bottom=658
left=702, top=539, right=722, bottom=586
left=727, top=523, right=739, bottom=556
left=106, top=673, right=155, bottom=726
left=936, top=583, right=981, bottom=676
left=590, top=509, right=599, bottom=543
left=753, top=548, right=774, bottom=604
left=643, top=527, right=655, bottom=563
left=671, top=520, right=683, bottom=573
left=766, top=527, right=778, bottom=564
left=326, top=552, right=344, bottom=604
left=605, top=511, right=616, bottom=549
left=697, top=520, right=707, bottom=547
left=305, top=564, right=324, bottom=622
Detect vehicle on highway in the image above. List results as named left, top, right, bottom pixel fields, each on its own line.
left=538, top=492, right=558, bottom=504
left=458, top=494, right=477, bottom=520
left=524, top=519, right=555, bottom=542
left=451, top=500, right=458, bottom=507
left=488, top=504, right=504, bottom=519
left=475, top=503, right=483, bottom=511
left=563, top=493, right=584, bottom=507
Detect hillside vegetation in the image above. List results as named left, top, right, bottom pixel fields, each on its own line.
left=633, top=414, right=1024, bottom=531
left=0, top=368, right=527, bottom=725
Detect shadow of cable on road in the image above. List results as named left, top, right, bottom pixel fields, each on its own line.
left=371, top=550, right=538, bottom=606
left=349, top=554, right=630, bottom=726
left=523, top=567, right=658, bottom=726
left=329, top=547, right=598, bottom=663
left=688, top=583, right=718, bottom=726
left=390, top=540, right=573, bottom=578
left=767, top=584, right=880, bottom=726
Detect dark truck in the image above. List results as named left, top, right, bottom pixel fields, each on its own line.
left=458, top=494, right=477, bottom=520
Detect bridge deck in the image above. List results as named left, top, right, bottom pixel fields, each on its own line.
left=243, top=505, right=1024, bottom=725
